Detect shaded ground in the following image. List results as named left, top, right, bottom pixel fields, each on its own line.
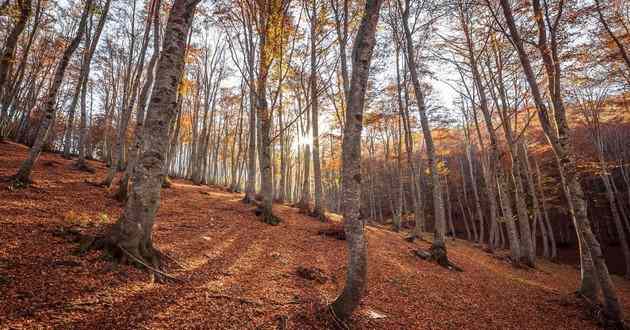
left=2, top=141, right=630, bottom=329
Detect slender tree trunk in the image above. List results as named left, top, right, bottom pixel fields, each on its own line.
left=117, top=0, right=161, bottom=200
left=331, top=0, right=383, bottom=320
left=14, top=0, right=92, bottom=183
left=401, top=0, right=448, bottom=264
left=0, top=0, right=31, bottom=139
left=521, top=142, right=549, bottom=258
left=77, top=0, right=112, bottom=168
left=310, top=0, right=324, bottom=219
left=500, top=0, right=623, bottom=321
left=96, top=0, right=201, bottom=271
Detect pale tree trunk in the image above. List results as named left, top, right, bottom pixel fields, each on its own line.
left=396, top=43, right=424, bottom=238
left=92, top=0, right=201, bottom=273
left=459, top=197, right=472, bottom=241
left=401, top=0, right=448, bottom=264
left=117, top=0, right=162, bottom=198
left=499, top=0, right=623, bottom=322
left=534, top=158, right=557, bottom=259
left=445, top=177, right=455, bottom=239
left=117, top=0, right=161, bottom=200
left=4, top=0, right=43, bottom=141
left=521, top=141, right=549, bottom=259
left=298, top=105, right=311, bottom=211
left=243, top=26, right=257, bottom=203
left=331, top=0, right=383, bottom=320
left=497, top=172, right=522, bottom=262
left=460, top=158, right=478, bottom=241
left=62, top=71, right=83, bottom=157
left=277, top=96, right=286, bottom=200
left=102, top=0, right=139, bottom=187
left=484, top=34, right=535, bottom=265
left=310, top=0, right=324, bottom=219
left=392, top=111, right=403, bottom=232
left=597, top=146, right=630, bottom=278
left=458, top=5, right=499, bottom=250
left=77, top=0, right=112, bottom=169
left=0, top=0, right=31, bottom=139
left=14, top=0, right=92, bottom=183
left=254, top=0, right=283, bottom=225
left=230, top=86, right=245, bottom=192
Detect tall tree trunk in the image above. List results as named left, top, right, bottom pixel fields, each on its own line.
left=521, top=141, right=549, bottom=259
left=254, top=0, right=282, bottom=225
left=0, top=0, right=31, bottom=139
left=310, top=0, right=324, bottom=219
left=331, top=0, right=383, bottom=320
left=499, top=0, right=623, bottom=322
left=117, top=0, right=161, bottom=200
left=77, top=0, right=112, bottom=169
left=14, top=0, right=92, bottom=183
left=401, top=0, right=448, bottom=264
left=95, top=0, right=201, bottom=272
left=243, top=43, right=257, bottom=203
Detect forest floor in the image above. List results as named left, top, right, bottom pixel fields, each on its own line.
left=2, top=141, right=630, bottom=329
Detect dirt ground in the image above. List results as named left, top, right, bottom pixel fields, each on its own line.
left=2, top=141, right=630, bottom=329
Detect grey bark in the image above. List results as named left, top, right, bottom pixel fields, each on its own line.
left=331, top=0, right=383, bottom=320
left=14, top=0, right=92, bottom=183
left=401, top=0, right=447, bottom=262
left=499, top=0, right=623, bottom=321
left=103, top=0, right=201, bottom=270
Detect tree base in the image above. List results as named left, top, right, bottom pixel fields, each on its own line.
left=254, top=207, right=281, bottom=225
left=9, top=175, right=32, bottom=190
left=63, top=225, right=179, bottom=283
left=414, top=244, right=463, bottom=272
left=567, top=291, right=627, bottom=330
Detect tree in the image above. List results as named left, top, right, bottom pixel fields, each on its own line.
left=497, top=0, right=623, bottom=323
left=0, top=0, right=31, bottom=139
left=399, top=0, right=449, bottom=266
left=331, top=0, right=384, bottom=321
left=13, top=0, right=93, bottom=184
left=88, top=0, right=202, bottom=274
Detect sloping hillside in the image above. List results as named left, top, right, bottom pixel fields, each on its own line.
left=1, top=141, right=629, bottom=329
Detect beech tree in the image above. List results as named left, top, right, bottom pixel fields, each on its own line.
left=496, top=0, right=624, bottom=323
left=13, top=0, right=93, bottom=184
left=88, top=0, right=202, bottom=273
left=331, top=0, right=384, bottom=321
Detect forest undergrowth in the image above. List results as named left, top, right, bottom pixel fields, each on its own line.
left=2, top=141, right=630, bottom=329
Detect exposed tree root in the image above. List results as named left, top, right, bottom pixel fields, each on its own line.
left=83, top=179, right=104, bottom=187
left=57, top=225, right=181, bottom=283
left=405, top=234, right=428, bottom=243
left=413, top=246, right=463, bottom=272
left=328, top=304, right=351, bottom=330
left=557, top=292, right=628, bottom=330
left=254, top=208, right=281, bottom=225
left=252, top=201, right=281, bottom=225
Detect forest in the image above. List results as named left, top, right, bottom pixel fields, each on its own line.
left=1, top=0, right=630, bottom=328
